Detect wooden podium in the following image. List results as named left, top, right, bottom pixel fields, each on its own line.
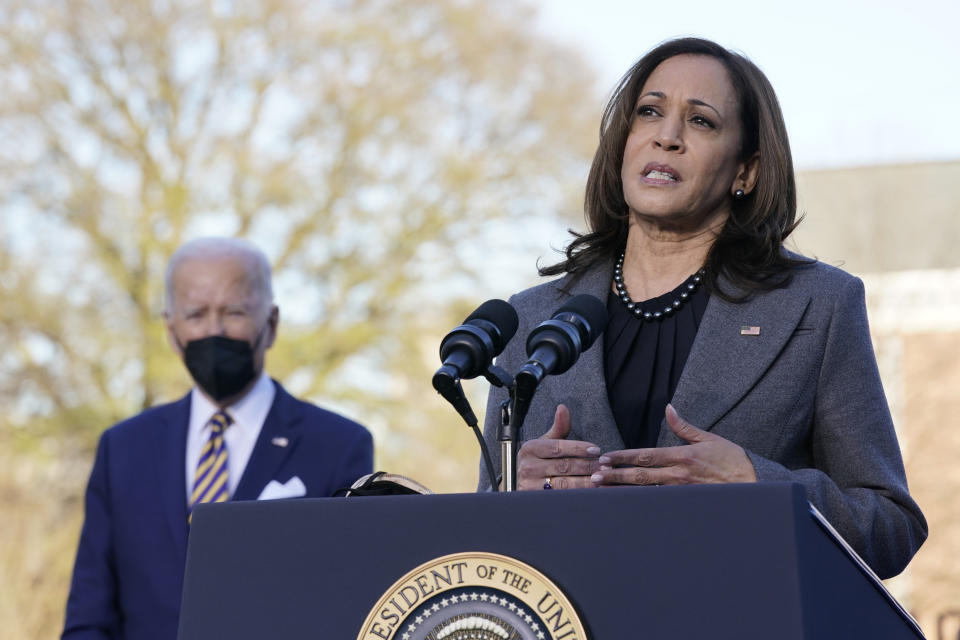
left=178, top=482, right=923, bottom=639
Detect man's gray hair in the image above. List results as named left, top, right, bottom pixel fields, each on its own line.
left=164, top=237, right=274, bottom=314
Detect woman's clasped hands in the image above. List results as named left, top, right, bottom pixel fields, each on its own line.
left=517, top=403, right=757, bottom=491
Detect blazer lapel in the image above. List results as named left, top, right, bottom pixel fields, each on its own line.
left=155, top=394, right=191, bottom=563
left=664, top=276, right=811, bottom=444
left=554, top=261, right=625, bottom=452
left=232, top=381, right=303, bottom=501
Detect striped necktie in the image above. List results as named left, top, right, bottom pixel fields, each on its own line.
left=189, top=410, right=233, bottom=522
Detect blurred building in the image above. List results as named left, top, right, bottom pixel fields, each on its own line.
left=792, top=160, right=960, bottom=638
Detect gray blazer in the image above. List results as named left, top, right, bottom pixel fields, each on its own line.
left=481, top=258, right=926, bottom=579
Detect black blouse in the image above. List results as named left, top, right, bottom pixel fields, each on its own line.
left=603, top=278, right=710, bottom=449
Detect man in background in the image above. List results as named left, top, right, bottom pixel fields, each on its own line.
left=63, top=237, right=373, bottom=639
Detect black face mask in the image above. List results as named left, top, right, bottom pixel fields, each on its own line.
left=182, top=331, right=264, bottom=403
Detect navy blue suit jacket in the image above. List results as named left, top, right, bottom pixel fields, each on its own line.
left=62, top=381, right=373, bottom=640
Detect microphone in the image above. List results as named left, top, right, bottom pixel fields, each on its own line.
left=432, top=299, right=519, bottom=426
left=512, top=294, right=608, bottom=428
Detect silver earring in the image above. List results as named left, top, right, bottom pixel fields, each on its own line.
left=734, top=189, right=745, bottom=200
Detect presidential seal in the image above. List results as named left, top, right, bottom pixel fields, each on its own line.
left=358, top=552, right=587, bottom=640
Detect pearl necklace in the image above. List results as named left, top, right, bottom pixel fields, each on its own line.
left=613, top=253, right=705, bottom=322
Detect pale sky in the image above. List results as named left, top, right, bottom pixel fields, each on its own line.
left=531, top=0, right=960, bottom=170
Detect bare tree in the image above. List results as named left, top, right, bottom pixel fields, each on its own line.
left=0, top=0, right=597, bottom=439
left=1, top=1, right=600, bottom=632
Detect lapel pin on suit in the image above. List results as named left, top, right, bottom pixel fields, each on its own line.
left=271, top=436, right=289, bottom=447
left=740, top=326, right=761, bottom=336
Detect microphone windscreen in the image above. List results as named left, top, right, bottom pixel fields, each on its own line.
left=555, top=294, right=608, bottom=349
left=465, top=299, right=519, bottom=346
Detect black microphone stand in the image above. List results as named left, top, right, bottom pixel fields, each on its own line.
left=497, top=399, right=516, bottom=491
left=499, top=357, right=551, bottom=491
left=478, top=365, right=514, bottom=491
left=497, top=379, right=535, bottom=492
left=437, top=364, right=515, bottom=493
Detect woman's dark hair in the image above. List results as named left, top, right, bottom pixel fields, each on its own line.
left=541, top=37, right=808, bottom=299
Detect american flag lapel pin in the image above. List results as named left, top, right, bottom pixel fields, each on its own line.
left=271, top=436, right=289, bottom=447
left=740, top=325, right=761, bottom=336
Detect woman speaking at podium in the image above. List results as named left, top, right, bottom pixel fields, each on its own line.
left=480, top=37, right=926, bottom=579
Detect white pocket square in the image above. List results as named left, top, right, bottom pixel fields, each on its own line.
left=257, top=476, right=307, bottom=500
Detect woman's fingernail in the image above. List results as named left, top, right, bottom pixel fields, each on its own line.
left=598, top=456, right=610, bottom=464
left=587, top=446, right=601, bottom=455
left=590, top=473, right=603, bottom=483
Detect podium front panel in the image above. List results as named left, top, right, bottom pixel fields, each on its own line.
left=178, top=483, right=919, bottom=639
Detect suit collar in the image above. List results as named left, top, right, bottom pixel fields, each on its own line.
left=188, top=371, right=275, bottom=439
left=155, top=393, right=192, bottom=563
left=156, top=380, right=303, bottom=554
left=232, top=380, right=304, bottom=500
left=664, top=273, right=811, bottom=442
left=548, top=260, right=626, bottom=452
left=546, top=262, right=811, bottom=448
left=551, top=258, right=616, bottom=301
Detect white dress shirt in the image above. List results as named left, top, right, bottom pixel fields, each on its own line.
left=185, top=371, right=276, bottom=502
